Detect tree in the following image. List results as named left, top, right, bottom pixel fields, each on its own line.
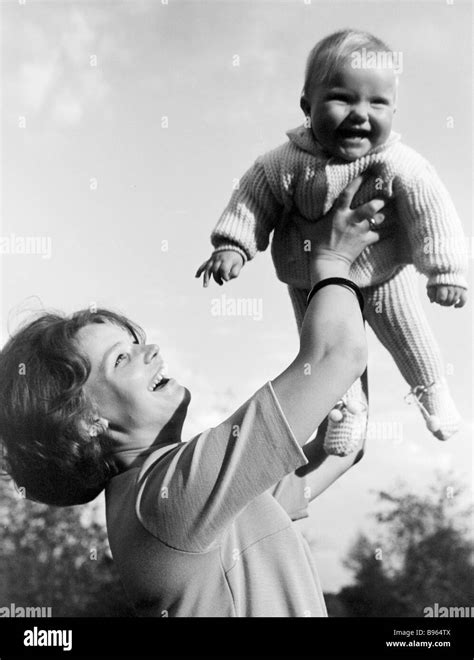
left=337, top=473, right=474, bottom=617
left=0, top=477, right=133, bottom=616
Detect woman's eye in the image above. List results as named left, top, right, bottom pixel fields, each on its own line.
left=115, top=353, right=127, bottom=367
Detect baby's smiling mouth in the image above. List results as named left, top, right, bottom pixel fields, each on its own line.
left=337, top=127, right=372, bottom=140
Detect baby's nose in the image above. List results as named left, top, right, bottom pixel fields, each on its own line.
left=350, top=103, right=369, bottom=120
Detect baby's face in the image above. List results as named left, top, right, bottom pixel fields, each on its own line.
left=305, top=62, right=397, bottom=161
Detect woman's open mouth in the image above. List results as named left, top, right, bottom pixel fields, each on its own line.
left=148, top=365, right=170, bottom=392
left=151, top=378, right=170, bottom=391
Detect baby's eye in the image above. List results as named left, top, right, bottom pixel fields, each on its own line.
left=329, top=94, right=350, bottom=102
left=115, top=353, right=127, bottom=367
left=371, top=98, right=389, bottom=105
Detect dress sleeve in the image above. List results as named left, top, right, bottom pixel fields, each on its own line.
left=395, top=160, right=468, bottom=289
left=211, top=158, right=283, bottom=262
left=136, top=382, right=308, bottom=553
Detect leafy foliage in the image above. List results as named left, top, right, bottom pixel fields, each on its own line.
left=0, top=478, right=133, bottom=616
left=334, top=474, right=474, bottom=617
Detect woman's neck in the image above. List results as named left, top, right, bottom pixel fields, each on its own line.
left=109, top=424, right=183, bottom=472
left=113, top=439, right=181, bottom=471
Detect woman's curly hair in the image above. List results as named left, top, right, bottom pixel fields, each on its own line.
left=0, top=308, right=145, bottom=506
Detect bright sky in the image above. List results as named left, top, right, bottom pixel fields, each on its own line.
left=1, top=0, right=472, bottom=591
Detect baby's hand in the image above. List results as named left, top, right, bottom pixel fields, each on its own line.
left=195, top=250, right=244, bottom=287
left=427, top=284, right=467, bottom=308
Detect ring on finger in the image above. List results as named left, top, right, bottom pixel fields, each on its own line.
left=365, top=216, right=378, bottom=231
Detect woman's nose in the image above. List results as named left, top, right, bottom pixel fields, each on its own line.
left=143, top=344, right=160, bottom=364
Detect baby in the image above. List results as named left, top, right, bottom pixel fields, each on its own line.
left=196, top=29, right=468, bottom=456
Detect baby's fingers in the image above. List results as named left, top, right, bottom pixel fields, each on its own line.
left=455, top=289, right=468, bottom=308
left=195, top=260, right=214, bottom=287
left=219, top=265, right=232, bottom=282
left=445, top=289, right=458, bottom=306
left=202, top=260, right=219, bottom=287
left=435, top=286, right=451, bottom=306
left=203, top=263, right=214, bottom=287
left=434, top=287, right=447, bottom=304
left=211, top=261, right=224, bottom=286
left=229, top=263, right=242, bottom=279
left=195, top=260, right=210, bottom=278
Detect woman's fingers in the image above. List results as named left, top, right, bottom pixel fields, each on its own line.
left=336, top=175, right=364, bottom=209
left=362, top=211, right=385, bottom=231
left=355, top=198, right=386, bottom=222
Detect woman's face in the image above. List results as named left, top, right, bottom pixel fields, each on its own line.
left=75, top=322, right=190, bottom=445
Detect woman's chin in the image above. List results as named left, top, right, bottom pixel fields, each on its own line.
left=182, top=386, right=191, bottom=406
left=150, top=377, right=187, bottom=400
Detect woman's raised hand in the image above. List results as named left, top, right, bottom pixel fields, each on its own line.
left=298, top=175, right=386, bottom=268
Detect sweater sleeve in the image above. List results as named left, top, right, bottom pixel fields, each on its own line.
left=394, top=159, right=468, bottom=289
left=211, top=158, right=283, bottom=262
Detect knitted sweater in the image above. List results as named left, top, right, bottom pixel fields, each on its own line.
left=211, top=125, right=468, bottom=290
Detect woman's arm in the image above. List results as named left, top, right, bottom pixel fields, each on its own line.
left=271, top=177, right=385, bottom=446
left=294, top=368, right=368, bottom=502
left=137, top=179, right=385, bottom=551
left=300, top=439, right=364, bottom=501
left=271, top=260, right=366, bottom=446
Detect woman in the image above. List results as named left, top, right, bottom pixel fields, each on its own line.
left=0, top=176, right=385, bottom=617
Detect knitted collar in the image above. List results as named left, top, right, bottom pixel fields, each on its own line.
left=286, top=124, right=401, bottom=160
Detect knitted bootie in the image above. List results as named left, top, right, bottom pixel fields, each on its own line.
left=405, top=378, right=461, bottom=441
left=324, top=377, right=368, bottom=456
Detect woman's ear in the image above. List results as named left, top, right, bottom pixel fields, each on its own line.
left=300, top=95, right=310, bottom=118
left=84, top=416, right=109, bottom=437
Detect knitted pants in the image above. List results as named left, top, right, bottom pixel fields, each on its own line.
left=288, top=264, right=460, bottom=451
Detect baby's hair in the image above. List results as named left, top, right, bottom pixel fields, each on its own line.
left=302, top=29, right=393, bottom=100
